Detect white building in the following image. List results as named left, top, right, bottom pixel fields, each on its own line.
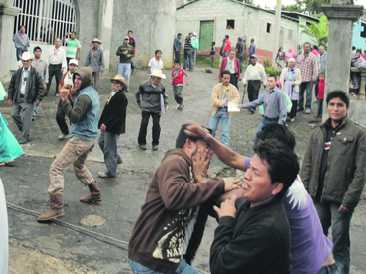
left=176, top=0, right=317, bottom=60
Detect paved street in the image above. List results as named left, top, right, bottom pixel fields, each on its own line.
left=1, top=68, right=366, bottom=274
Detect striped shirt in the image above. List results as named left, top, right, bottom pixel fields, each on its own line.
left=297, top=53, right=318, bottom=82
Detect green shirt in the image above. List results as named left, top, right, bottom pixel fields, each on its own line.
left=66, top=39, right=81, bottom=58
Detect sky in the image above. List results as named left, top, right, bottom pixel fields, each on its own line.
left=253, top=0, right=366, bottom=9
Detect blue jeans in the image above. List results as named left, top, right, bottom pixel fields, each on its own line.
left=208, top=108, right=231, bottom=146
left=299, top=81, right=313, bottom=110
left=129, top=259, right=201, bottom=274
left=184, top=50, right=193, bottom=71
left=315, top=201, right=353, bottom=274
left=117, top=63, right=132, bottom=81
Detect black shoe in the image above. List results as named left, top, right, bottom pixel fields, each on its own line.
left=139, top=144, right=147, bottom=150
left=152, top=145, right=159, bottom=151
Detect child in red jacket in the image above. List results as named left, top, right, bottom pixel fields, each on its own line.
left=317, top=73, right=325, bottom=118
left=171, top=62, right=187, bottom=110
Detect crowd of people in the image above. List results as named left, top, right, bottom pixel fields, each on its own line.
left=0, top=26, right=365, bottom=274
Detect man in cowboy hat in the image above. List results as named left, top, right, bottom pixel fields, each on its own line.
left=97, top=75, right=128, bottom=178
left=136, top=69, right=168, bottom=151
left=85, top=38, right=104, bottom=88
left=8, top=51, right=44, bottom=144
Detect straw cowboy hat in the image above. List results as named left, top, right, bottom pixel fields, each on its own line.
left=111, top=74, right=128, bottom=87
left=21, top=51, right=33, bottom=61
left=150, top=69, right=166, bottom=80
left=92, top=38, right=102, bottom=44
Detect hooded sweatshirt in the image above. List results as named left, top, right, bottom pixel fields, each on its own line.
left=61, top=67, right=100, bottom=139
left=128, top=149, right=225, bottom=273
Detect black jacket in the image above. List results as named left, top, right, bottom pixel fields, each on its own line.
left=210, top=197, right=290, bottom=274
left=8, top=67, right=44, bottom=104
left=98, top=90, right=128, bottom=134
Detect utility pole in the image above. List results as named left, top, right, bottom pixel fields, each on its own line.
left=273, top=0, right=282, bottom=64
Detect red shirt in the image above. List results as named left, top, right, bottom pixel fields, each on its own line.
left=317, top=79, right=325, bottom=100
left=172, top=68, right=184, bottom=86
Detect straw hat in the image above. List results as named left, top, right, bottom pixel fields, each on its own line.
left=111, top=74, right=128, bottom=87
left=92, top=38, right=102, bottom=44
left=150, top=69, right=166, bottom=80
left=21, top=51, right=33, bottom=61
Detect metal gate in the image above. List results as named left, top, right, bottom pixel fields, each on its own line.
left=13, top=0, right=77, bottom=44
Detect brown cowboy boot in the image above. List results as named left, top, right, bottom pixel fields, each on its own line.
left=80, top=182, right=101, bottom=204
left=37, top=194, right=65, bottom=223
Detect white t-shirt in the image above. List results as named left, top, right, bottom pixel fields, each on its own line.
left=0, top=179, right=8, bottom=274
left=148, top=57, right=164, bottom=71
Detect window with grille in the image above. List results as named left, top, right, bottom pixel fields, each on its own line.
left=13, top=0, right=77, bottom=44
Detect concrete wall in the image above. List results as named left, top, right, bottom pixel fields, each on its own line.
left=111, top=0, right=176, bottom=71
left=176, top=0, right=299, bottom=59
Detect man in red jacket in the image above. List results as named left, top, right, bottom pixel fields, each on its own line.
left=219, top=50, right=241, bottom=88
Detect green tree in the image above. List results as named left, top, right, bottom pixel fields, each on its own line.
left=283, top=0, right=331, bottom=15
left=302, top=15, right=329, bottom=45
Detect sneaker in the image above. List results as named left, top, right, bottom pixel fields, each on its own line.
left=152, top=145, right=159, bottom=151
left=139, top=144, right=147, bottom=151
left=304, top=108, right=311, bottom=114
left=58, top=134, right=72, bottom=140
left=97, top=171, right=115, bottom=179
left=19, top=138, right=30, bottom=145
left=290, top=118, right=295, bottom=122
left=177, top=104, right=184, bottom=111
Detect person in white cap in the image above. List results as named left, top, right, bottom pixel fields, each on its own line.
left=7, top=51, right=44, bottom=144
left=280, top=58, right=302, bottom=122
left=136, top=69, right=167, bottom=151
left=97, top=75, right=128, bottom=178
left=56, top=58, right=79, bottom=140
left=85, top=38, right=104, bottom=89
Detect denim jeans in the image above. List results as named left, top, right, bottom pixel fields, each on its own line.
left=315, top=201, right=353, bottom=274
left=299, top=81, right=313, bottom=110
left=98, top=131, right=120, bottom=177
left=208, top=108, right=231, bottom=146
left=117, top=63, right=132, bottom=82
left=184, top=50, right=193, bottom=71
left=129, top=259, right=201, bottom=274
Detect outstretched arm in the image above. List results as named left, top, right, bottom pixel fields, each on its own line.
left=185, top=124, right=249, bottom=171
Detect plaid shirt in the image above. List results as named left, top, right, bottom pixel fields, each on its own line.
left=297, top=53, right=318, bottom=82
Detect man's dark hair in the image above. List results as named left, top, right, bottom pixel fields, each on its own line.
left=225, top=35, right=229, bottom=39
left=254, top=140, right=299, bottom=194
left=326, top=91, right=349, bottom=108
left=128, top=30, right=133, bottom=34
left=356, top=48, right=362, bottom=54
left=155, top=49, right=162, bottom=55
left=177, top=33, right=182, bottom=37
left=352, top=46, right=356, bottom=50
left=33, top=46, right=42, bottom=53
left=256, top=124, right=296, bottom=151
left=176, top=124, right=211, bottom=148
left=221, top=70, right=231, bottom=78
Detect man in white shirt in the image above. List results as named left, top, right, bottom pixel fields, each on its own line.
left=148, top=50, right=164, bottom=73
left=47, top=38, right=67, bottom=96
left=243, top=55, right=266, bottom=108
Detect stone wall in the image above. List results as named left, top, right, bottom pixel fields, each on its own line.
left=110, top=0, right=176, bottom=71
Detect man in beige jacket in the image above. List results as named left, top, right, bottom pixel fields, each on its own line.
left=208, top=70, right=240, bottom=146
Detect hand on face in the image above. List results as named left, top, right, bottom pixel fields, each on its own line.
left=192, top=144, right=211, bottom=183
left=214, top=196, right=237, bottom=218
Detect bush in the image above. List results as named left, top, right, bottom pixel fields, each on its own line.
left=265, top=66, right=281, bottom=77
